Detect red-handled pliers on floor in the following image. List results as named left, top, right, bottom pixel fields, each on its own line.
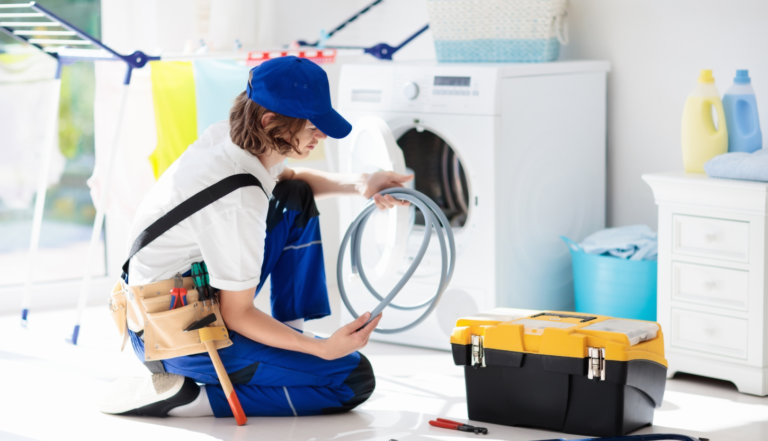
left=169, top=273, right=188, bottom=310
left=429, top=418, right=488, bottom=435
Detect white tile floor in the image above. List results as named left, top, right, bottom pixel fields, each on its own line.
left=2, top=306, right=768, bottom=441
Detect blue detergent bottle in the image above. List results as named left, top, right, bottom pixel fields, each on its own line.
left=723, top=70, right=762, bottom=153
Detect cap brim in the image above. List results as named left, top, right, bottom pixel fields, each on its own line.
left=310, top=108, right=352, bottom=139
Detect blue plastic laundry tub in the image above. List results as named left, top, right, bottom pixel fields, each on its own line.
left=561, top=236, right=657, bottom=321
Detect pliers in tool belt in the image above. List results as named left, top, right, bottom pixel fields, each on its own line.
left=169, top=273, right=187, bottom=310
left=429, top=418, right=488, bottom=435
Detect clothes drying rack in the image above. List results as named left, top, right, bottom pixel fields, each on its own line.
left=1, top=1, right=158, bottom=344
left=0, top=5, right=63, bottom=331
left=1, top=1, right=429, bottom=345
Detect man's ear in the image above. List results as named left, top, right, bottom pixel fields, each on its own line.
left=261, top=112, right=275, bottom=128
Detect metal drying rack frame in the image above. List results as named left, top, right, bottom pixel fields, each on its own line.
left=296, top=0, right=429, bottom=60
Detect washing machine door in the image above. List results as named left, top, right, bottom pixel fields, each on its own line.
left=347, top=116, right=409, bottom=280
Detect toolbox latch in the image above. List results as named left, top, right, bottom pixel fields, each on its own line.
left=587, top=347, right=605, bottom=381
left=471, top=335, right=485, bottom=368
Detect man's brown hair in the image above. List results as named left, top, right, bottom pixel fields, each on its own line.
left=229, top=74, right=306, bottom=156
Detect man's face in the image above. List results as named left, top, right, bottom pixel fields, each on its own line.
left=288, top=120, right=328, bottom=160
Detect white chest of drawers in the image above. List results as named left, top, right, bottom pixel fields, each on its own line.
left=644, top=172, right=768, bottom=395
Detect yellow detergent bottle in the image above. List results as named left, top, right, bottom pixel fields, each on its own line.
left=681, top=69, right=728, bottom=173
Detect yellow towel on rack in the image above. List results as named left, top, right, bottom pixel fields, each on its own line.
left=148, top=61, right=198, bottom=179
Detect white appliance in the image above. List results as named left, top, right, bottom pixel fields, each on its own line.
left=337, top=61, right=609, bottom=350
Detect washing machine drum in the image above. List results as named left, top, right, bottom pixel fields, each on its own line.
left=397, top=128, right=469, bottom=228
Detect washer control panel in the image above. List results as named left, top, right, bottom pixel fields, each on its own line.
left=339, top=63, right=500, bottom=115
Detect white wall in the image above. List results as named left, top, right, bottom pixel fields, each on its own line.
left=259, top=0, right=435, bottom=61
left=101, top=0, right=262, bottom=54
left=100, top=0, right=435, bottom=57
left=560, top=0, right=768, bottom=229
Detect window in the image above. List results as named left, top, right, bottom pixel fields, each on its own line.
left=0, top=0, right=103, bottom=287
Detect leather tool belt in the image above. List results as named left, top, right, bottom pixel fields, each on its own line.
left=107, top=174, right=266, bottom=362
left=109, top=276, right=232, bottom=361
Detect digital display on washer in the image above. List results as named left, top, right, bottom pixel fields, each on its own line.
left=434, top=76, right=471, bottom=87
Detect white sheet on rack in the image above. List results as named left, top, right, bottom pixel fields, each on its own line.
left=87, top=61, right=157, bottom=222
left=0, top=50, right=66, bottom=209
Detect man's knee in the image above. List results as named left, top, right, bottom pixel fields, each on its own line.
left=267, top=179, right=319, bottom=232
left=273, top=179, right=314, bottom=203
left=322, top=353, right=376, bottom=414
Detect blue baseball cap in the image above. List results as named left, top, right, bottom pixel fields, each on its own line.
left=246, top=56, right=352, bottom=139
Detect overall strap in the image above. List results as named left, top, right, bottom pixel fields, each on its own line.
left=122, top=174, right=266, bottom=277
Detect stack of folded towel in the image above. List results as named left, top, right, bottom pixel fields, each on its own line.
left=704, top=149, right=768, bottom=182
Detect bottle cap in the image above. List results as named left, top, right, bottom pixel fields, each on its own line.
left=734, top=69, right=751, bottom=84
left=698, top=69, right=715, bottom=84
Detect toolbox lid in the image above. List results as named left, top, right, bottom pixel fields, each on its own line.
left=456, top=308, right=540, bottom=326
left=515, top=319, right=578, bottom=335
left=451, top=310, right=667, bottom=368
left=581, top=319, right=659, bottom=346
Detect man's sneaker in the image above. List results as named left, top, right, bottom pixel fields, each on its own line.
left=99, top=373, right=200, bottom=417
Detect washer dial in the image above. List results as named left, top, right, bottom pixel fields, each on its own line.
left=402, top=82, right=419, bottom=100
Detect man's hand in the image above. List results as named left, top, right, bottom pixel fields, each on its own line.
left=360, top=171, right=413, bottom=210
left=317, top=312, right=383, bottom=360
left=220, top=289, right=383, bottom=360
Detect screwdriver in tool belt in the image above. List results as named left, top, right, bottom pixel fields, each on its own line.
left=192, top=262, right=214, bottom=307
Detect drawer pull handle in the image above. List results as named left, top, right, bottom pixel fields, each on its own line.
left=703, top=280, right=717, bottom=291
left=704, top=231, right=718, bottom=243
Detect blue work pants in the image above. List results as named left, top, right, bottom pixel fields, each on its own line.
left=129, top=180, right=375, bottom=417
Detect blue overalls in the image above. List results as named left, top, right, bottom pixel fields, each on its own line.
left=128, top=180, right=375, bottom=417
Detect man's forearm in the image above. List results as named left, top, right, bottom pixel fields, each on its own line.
left=220, top=288, right=382, bottom=361
left=223, top=302, right=324, bottom=357
left=290, top=167, right=367, bottom=199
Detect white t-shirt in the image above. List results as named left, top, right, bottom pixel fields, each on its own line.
left=127, top=120, right=285, bottom=290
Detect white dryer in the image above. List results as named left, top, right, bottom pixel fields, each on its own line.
left=337, top=61, right=610, bottom=350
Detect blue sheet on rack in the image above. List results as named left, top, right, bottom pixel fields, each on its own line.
left=193, top=59, right=251, bottom=137
left=580, top=225, right=658, bottom=261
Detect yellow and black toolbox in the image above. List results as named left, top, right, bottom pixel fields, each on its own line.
left=451, top=309, right=668, bottom=437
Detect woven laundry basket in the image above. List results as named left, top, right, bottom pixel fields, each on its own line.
left=427, top=0, right=569, bottom=62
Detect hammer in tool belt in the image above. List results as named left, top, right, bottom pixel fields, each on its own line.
left=185, top=262, right=247, bottom=426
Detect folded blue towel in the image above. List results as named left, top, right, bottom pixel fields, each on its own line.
left=580, top=225, right=658, bottom=261
left=704, top=149, right=768, bottom=182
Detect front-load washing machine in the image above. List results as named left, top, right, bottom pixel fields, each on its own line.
left=337, top=61, right=610, bottom=350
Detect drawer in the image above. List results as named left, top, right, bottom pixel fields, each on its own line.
left=672, top=262, right=749, bottom=311
left=672, top=215, right=750, bottom=262
left=670, top=308, right=748, bottom=359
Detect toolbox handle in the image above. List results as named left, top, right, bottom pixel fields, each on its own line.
left=530, top=312, right=597, bottom=323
